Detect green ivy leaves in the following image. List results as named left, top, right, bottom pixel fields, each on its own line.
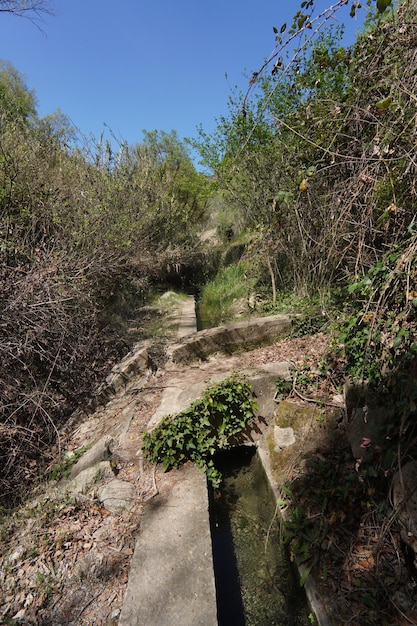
left=141, top=375, right=258, bottom=487
left=340, top=235, right=417, bottom=386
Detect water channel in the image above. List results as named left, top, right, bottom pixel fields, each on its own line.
left=209, top=446, right=311, bottom=626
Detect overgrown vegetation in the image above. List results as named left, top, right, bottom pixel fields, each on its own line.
left=0, top=59, right=210, bottom=505
left=142, top=375, right=258, bottom=486
left=196, top=0, right=417, bottom=398
left=198, top=260, right=257, bottom=325
left=2, top=0, right=417, bottom=620
left=188, top=5, right=417, bottom=619
left=196, top=0, right=416, bottom=309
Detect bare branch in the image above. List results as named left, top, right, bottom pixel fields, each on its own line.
left=0, top=0, right=54, bottom=23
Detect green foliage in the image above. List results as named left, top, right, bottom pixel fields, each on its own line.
left=198, top=260, right=257, bottom=325
left=194, top=0, right=411, bottom=302
left=142, top=376, right=258, bottom=486
left=49, top=446, right=91, bottom=481
left=376, top=0, right=392, bottom=13
left=0, top=60, right=37, bottom=127
left=274, top=378, right=294, bottom=402
left=339, top=234, right=417, bottom=387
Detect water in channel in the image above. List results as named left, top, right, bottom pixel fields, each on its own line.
left=209, top=446, right=311, bottom=626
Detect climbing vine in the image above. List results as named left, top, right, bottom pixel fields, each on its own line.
left=340, top=229, right=417, bottom=390
left=141, top=375, right=258, bottom=486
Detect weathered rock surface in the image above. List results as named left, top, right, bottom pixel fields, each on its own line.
left=167, top=314, right=293, bottom=364
left=91, top=341, right=151, bottom=407
left=97, top=479, right=136, bottom=513
left=274, top=425, right=296, bottom=450
left=344, top=378, right=396, bottom=463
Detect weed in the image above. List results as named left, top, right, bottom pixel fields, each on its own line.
left=198, top=261, right=256, bottom=325
left=49, top=446, right=91, bottom=481
left=274, top=378, right=293, bottom=402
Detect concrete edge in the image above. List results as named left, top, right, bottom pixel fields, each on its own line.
left=257, top=446, right=333, bottom=626
left=118, top=464, right=217, bottom=626
left=167, top=314, right=294, bottom=364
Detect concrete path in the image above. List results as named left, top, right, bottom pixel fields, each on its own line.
left=116, top=305, right=329, bottom=626
left=119, top=295, right=217, bottom=626
left=177, top=295, right=197, bottom=338
left=119, top=464, right=217, bottom=626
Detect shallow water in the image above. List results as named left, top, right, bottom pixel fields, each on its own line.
left=209, top=447, right=311, bottom=626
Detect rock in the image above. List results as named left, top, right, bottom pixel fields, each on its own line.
left=167, top=314, right=293, bottom=364
left=65, top=461, right=114, bottom=496
left=67, top=436, right=114, bottom=480
left=344, top=378, right=396, bottom=463
left=274, top=426, right=296, bottom=450
left=53, top=436, right=117, bottom=496
left=245, top=361, right=292, bottom=420
left=107, top=344, right=150, bottom=390
left=92, top=341, right=151, bottom=407
left=97, top=479, right=136, bottom=512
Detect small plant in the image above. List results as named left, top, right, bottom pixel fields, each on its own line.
left=340, top=235, right=417, bottom=388
left=275, top=364, right=325, bottom=403
left=142, top=375, right=258, bottom=486
left=290, top=313, right=328, bottom=338
left=274, top=377, right=293, bottom=402
left=198, top=261, right=257, bottom=325
left=49, top=445, right=91, bottom=481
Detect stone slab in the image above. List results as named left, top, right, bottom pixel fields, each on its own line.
left=177, top=295, right=197, bottom=338
left=119, top=463, right=217, bottom=626
left=97, top=479, right=136, bottom=513
left=167, top=314, right=292, bottom=364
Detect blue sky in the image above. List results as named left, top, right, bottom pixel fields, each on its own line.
left=1, top=0, right=366, bottom=154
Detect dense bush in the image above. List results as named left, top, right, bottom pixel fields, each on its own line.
left=195, top=1, right=415, bottom=296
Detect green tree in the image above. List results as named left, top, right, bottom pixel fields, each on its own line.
left=120, top=129, right=210, bottom=246
left=0, top=60, right=37, bottom=126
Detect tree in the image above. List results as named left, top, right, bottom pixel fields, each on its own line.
left=121, top=129, right=210, bottom=246
left=0, top=0, right=53, bottom=21
left=0, top=60, right=37, bottom=126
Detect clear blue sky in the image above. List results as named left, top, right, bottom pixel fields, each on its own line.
left=1, top=0, right=366, bottom=153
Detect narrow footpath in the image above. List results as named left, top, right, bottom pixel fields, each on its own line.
left=119, top=296, right=218, bottom=626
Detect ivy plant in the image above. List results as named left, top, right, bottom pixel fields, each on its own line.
left=340, top=234, right=417, bottom=388
left=141, top=375, right=258, bottom=486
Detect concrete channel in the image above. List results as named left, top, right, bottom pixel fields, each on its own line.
left=119, top=296, right=330, bottom=625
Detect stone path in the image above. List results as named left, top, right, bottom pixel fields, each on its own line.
left=119, top=297, right=218, bottom=626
